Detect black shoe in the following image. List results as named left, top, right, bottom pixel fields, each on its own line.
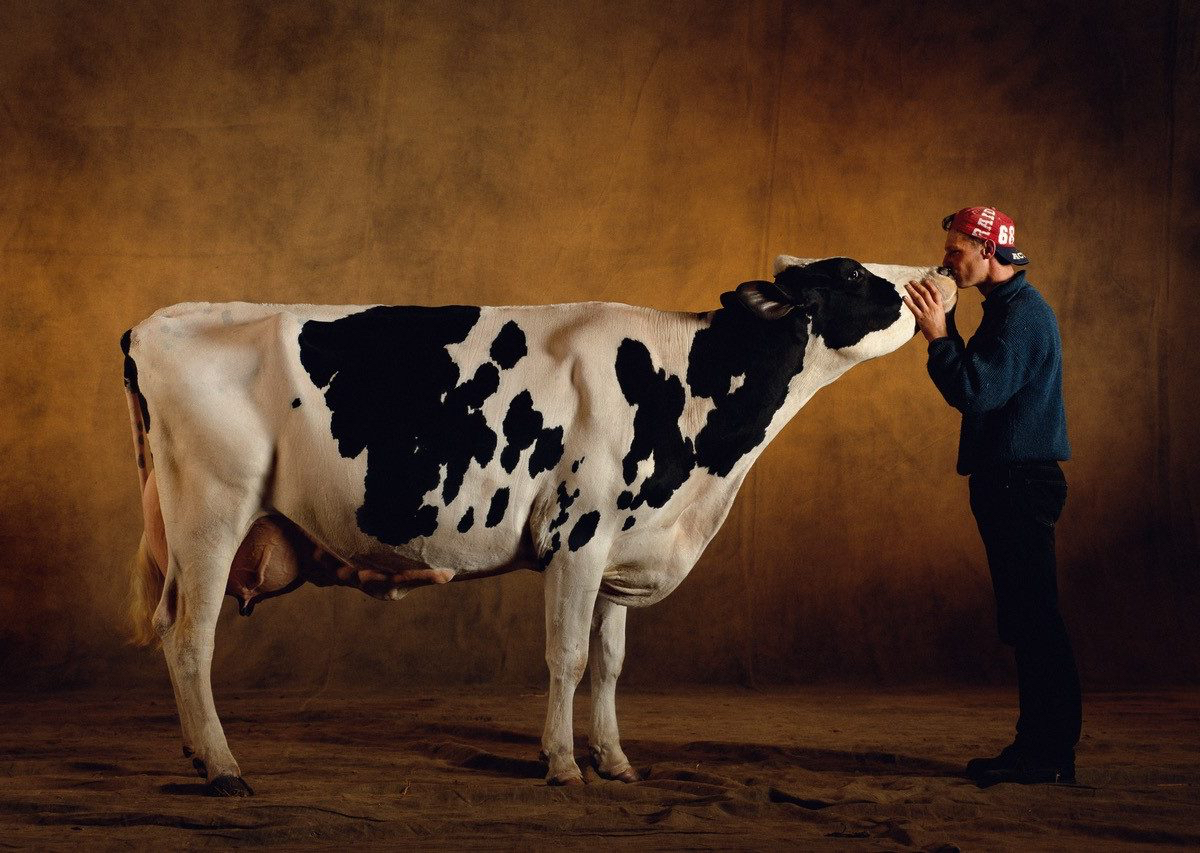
left=965, top=743, right=1023, bottom=779
left=966, top=744, right=1075, bottom=787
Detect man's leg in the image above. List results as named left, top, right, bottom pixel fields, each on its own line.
left=1015, top=627, right=1081, bottom=762
left=967, top=466, right=1080, bottom=783
left=1008, top=466, right=1080, bottom=762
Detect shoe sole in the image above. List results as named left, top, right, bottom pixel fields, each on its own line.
left=974, top=770, right=1076, bottom=788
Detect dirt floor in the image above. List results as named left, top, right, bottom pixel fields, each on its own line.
left=0, top=686, right=1197, bottom=850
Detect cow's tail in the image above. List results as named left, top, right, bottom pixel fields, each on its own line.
left=123, top=329, right=169, bottom=647
left=129, top=530, right=165, bottom=647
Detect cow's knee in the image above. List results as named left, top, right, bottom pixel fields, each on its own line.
left=547, top=646, right=588, bottom=685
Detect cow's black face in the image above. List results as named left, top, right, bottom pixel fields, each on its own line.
left=771, top=257, right=905, bottom=351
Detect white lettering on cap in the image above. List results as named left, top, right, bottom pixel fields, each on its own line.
left=971, top=207, right=996, bottom=240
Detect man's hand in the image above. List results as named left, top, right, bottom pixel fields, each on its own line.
left=904, top=280, right=948, bottom=342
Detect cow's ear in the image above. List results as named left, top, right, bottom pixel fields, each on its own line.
left=733, top=281, right=794, bottom=320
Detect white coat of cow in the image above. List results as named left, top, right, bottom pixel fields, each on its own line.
left=122, top=255, right=955, bottom=795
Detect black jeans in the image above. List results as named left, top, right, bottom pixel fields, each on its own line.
left=969, top=462, right=1081, bottom=762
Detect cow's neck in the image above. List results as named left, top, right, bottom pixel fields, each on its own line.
left=685, top=306, right=852, bottom=482
left=640, top=307, right=855, bottom=563
left=766, top=338, right=858, bottom=444
left=615, top=305, right=859, bottom=528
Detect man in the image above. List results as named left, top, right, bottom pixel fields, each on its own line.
left=903, top=207, right=1081, bottom=787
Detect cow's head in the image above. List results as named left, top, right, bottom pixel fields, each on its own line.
left=729, top=255, right=956, bottom=361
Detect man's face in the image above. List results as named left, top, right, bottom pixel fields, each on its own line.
left=942, top=229, right=990, bottom=289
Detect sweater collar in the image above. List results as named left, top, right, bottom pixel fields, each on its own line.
left=983, top=270, right=1027, bottom=307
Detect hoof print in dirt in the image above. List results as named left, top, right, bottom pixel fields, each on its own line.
left=207, top=775, right=254, bottom=797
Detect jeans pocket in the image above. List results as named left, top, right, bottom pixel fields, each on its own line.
left=1024, top=478, right=1067, bottom=527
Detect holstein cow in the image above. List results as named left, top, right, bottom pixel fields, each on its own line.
left=123, top=255, right=955, bottom=795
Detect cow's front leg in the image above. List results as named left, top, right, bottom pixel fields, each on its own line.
left=541, top=557, right=601, bottom=785
left=588, top=597, right=639, bottom=781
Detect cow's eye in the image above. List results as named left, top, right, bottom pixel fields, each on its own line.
left=846, top=268, right=862, bottom=282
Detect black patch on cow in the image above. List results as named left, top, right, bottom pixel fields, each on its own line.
left=550, top=481, right=580, bottom=531
left=500, top=391, right=540, bottom=473
left=292, top=397, right=301, bottom=408
left=568, top=511, right=600, bottom=552
left=539, top=482, right=582, bottom=569
left=622, top=515, right=636, bottom=531
left=499, top=391, right=564, bottom=477
left=616, top=491, right=633, bottom=510
left=441, top=362, right=501, bottom=505
left=571, top=457, right=584, bottom=473
left=486, top=487, right=510, bottom=528
left=298, top=304, right=498, bottom=546
left=538, top=531, right=561, bottom=569
left=458, top=507, right=475, bottom=533
left=614, top=339, right=695, bottom=510
left=687, top=297, right=808, bottom=478
left=529, top=426, right=564, bottom=475
left=120, top=329, right=152, bottom=431
left=490, top=320, right=527, bottom=369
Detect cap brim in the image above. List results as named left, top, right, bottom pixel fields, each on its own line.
left=995, top=245, right=1029, bottom=265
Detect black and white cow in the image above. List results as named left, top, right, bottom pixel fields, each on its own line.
left=122, top=255, right=954, bottom=795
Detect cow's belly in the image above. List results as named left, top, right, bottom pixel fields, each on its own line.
left=228, top=513, right=530, bottom=610
left=279, top=502, right=534, bottom=578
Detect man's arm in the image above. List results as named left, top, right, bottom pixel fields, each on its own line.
left=904, top=280, right=1044, bottom=416
left=926, top=328, right=1031, bottom=416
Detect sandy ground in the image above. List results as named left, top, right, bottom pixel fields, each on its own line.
left=0, top=686, right=1197, bottom=850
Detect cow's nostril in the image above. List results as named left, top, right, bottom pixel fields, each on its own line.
left=936, top=266, right=952, bottom=278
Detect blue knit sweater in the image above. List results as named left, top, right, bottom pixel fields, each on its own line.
left=926, top=271, right=1071, bottom=476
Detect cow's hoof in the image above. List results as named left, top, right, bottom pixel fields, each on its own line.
left=547, top=772, right=584, bottom=786
left=207, top=775, right=254, bottom=797
left=599, top=765, right=642, bottom=783
left=192, top=757, right=207, bottom=778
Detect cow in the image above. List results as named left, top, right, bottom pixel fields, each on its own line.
left=122, top=255, right=955, bottom=796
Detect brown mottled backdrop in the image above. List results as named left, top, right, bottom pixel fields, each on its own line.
left=0, top=1, right=1196, bottom=692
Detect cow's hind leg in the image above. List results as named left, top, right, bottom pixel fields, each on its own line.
left=588, top=598, right=639, bottom=782
left=156, top=477, right=258, bottom=796
left=541, top=557, right=603, bottom=785
left=164, top=645, right=205, bottom=775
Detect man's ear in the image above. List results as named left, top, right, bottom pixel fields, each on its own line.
left=733, top=280, right=794, bottom=320
left=981, top=239, right=996, bottom=259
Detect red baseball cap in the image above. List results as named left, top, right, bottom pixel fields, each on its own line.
left=942, top=206, right=1029, bottom=265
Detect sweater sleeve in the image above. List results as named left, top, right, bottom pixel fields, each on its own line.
left=926, top=308, right=1044, bottom=416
